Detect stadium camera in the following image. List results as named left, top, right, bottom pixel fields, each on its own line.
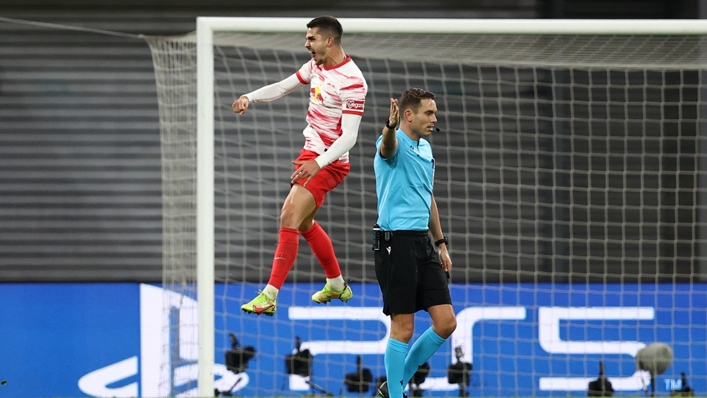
left=409, top=362, right=430, bottom=397
left=587, top=361, right=614, bottom=397
left=636, top=342, right=674, bottom=397
left=344, top=355, right=373, bottom=394
left=225, top=333, right=256, bottom=374
left=285, top=336, right=313, bottom=378
left=285, top=336, right=333, bottom=397
left=447, top=346, right=472, bottom=397
left=216, top=332, right=256, bottom=396
left=670, top=372, right=695, bottom=397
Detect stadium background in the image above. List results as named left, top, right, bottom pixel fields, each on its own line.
left=1, top=0, right=704, bottom=283
left=1, top=1, right=706, bottom=397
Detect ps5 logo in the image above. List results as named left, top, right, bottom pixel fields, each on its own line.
left=291, top=305, right=655, bottom=392
left=75, top=286, right=659, bottom=396
left=537, top=307, right=654, bottom=391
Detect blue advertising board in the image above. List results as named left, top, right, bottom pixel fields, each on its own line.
left=0, top=283, right=704, bottom=397
left=0, top=284, right=141, bottom=397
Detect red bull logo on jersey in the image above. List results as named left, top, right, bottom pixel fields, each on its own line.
left=345, top=99, right=365, bottom=111
left=310, top=86, right=325, bottom=103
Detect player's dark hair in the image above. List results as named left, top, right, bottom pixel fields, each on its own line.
left=399, top=88, right=436, bottom=114
left=307, top=16, right=343, bottom=45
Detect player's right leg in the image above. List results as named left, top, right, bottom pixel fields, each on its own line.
left=241, top=185, right=317, bottom=316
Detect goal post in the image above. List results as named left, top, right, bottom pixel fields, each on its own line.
left=145, top=17, right=707, bottom=398
left=196, top=18, right=215, bottom=398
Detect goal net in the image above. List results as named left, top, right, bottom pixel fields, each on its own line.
left=145, top=18, right=707, bottom=397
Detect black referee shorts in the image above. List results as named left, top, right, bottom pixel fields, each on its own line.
left=374, top=230, right=452, bottom=316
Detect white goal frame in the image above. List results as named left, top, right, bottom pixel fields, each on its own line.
left=193, top=17, right=707, bottom=397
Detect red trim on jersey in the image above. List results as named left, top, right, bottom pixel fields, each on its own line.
left=342, top=110, right=364, bottom=116
left=307, top=110, right=315, bottom=120
left=341, top=83, right=365, bottom=90
left=310, top=107, right=328, bottom=120
left=321, top=134, right=336, bottom=147
left=323, top=55, right=352, bottom=71
left=296, top=71, right=308, bottom=84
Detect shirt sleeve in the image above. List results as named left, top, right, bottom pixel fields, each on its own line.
left=375, top=132, right=399, bottom=163
left=314, top=113, right=361, bottom=168
left=295, top=59, right=314, bottom=85
left=313, top=76, right=368, bottom=167
left=340, top=76, right=367, bottom=117
left=244, top=73, right=304, bottom=103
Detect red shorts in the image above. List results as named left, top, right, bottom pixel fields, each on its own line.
left=293, top=149, right=349, bottom=207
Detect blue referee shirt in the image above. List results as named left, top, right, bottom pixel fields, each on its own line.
left=374, top=129, right=435, bottom=231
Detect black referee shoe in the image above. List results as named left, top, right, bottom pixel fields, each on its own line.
left=377, top=381, right=408, bottom=398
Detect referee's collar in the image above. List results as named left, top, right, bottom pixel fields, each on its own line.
left=399, top=130, right=425, bottom=148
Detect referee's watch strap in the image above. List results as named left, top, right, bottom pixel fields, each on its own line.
left=435, top=237, right=448, bottom=247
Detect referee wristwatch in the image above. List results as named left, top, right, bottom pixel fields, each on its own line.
left=385, top=118, right=397, bottom=129
left=435, top=237, right=448, bottom=247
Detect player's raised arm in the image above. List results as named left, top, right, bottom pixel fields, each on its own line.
left=232, top=73, right=305, bottom=115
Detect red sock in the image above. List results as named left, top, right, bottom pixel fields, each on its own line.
left=302, top=221, right=341, bottom=278
left=267, top=228, right=300, bottom=289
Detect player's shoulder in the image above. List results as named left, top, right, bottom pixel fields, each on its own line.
left=341, top=57, right=367, bottom=78
left=345, top=55, right=363, bottom=69
left=300, top=58, right=317, bottom=71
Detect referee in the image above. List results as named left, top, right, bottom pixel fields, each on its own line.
left=373, top=88, right=457, bottom=398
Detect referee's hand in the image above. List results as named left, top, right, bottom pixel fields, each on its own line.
left=439, top=245, right=452, bottom=274
left=388, top=98, right=399, bottom=127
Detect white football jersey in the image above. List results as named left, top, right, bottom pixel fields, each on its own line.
left=296, top=55, right=368, bottom=164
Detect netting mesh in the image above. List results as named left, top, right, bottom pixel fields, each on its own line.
left=146, top=30, right=707, bottom=397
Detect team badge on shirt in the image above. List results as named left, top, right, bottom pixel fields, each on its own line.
left=310, top=86, right=324, bottom=103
